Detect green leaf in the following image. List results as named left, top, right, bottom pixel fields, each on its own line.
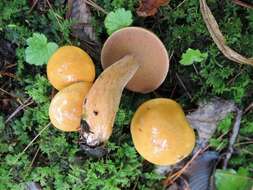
left=25, top=33, right=58, bottom=65
left=180, top=48, right=208, bottom=65
left=104, top=8, right=133, bottom=35
left=215, top=169, right=253, bottom=190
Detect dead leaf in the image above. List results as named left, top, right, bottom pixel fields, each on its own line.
left=183, top=151, right=218, bottom=190
left=137, top=0, right=169, bottom=17
left=187, top=97, right=236, bottom=149
left=200, top=0, right=253, bottom=65
left=67, top=0, right=96, bottom=42
left=67, top=0, right=101, bottom=61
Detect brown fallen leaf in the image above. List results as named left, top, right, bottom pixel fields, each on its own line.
left=187, top=97, right=236, bottom=149
left=200, top=0, right=253, bottom=65
left=137, top=0, right=169, bottom=17
left=67, top=0, right=101, bottom=61
left=67, top=0, right=96, bottom=41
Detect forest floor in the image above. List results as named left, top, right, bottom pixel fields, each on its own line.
left=0, top=0, right=253, bottom=189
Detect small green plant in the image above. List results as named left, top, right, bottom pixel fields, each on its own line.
left=180, top=48, right=208, bottom=65
left=25, top=33, right=58, bottom=65
left=215, top=168, right=253, bottom=190
left=104, top=8, right=133, bottom=35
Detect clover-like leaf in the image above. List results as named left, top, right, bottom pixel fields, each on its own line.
left=25, top=33, right=58, bottom=66
left=180, top=48, right=208, bottom=66
left=104, top=8, right=133, bottom=35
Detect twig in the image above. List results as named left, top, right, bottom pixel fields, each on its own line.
left=46, top=0, right=53, bottom=9
left=24, top=146, right=40, bottom=177
left=9, top=123, right=50, bottom=175
left=232, top=0, right=253, bottom=9
left=5, top=97, right=34, bottom=124
left=170, top=84, right=177, bottom=98
left=164, top=147, right=206, bottom=186
left=227, top=67, right=244, bottom=85
left=85, top=0, right=107, bottom=14
left=0, top=87, right=17, bottom=98
left=29, top=146, right=40, bottom=168
left=223, top=108, right=242, bottom=169
left=29, top=0, right=39, bottom=13
left=175, top=72, right=193, bottom=100
left=243, top=102, right=253, bottom=114
left=5, top=63, right=17, bottom=69
left=132, top=176, right=139, bottom=190
left=169, top=50, right=174, bottom=60
left=175, top=0, right=188, bottom=9
left=241, top=149, right=253, bottom=156
left=200, top=0, right=253, bottom=65
left=0, top=71, right=16, bottom=79
left=234, top=141, right=253, bottom=146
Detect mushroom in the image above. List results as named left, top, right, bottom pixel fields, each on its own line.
left=80, top=27, right=169, bottom=155
left=131, top=98, right=195, bottom=165
left=49, top=82, right=92, bottom=132
left=47, top=46, right=95, bottom=90
left=101, top=27, right=169, bottom=93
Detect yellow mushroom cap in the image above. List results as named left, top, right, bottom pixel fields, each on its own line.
left=49, top=82, right=92, bottom=132
left=131, top=98, right=195, bottom=165
left=47, top=46, right=95, bottom=90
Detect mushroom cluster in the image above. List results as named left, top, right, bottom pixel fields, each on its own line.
left=47, top=27, right=195, bottom=165
left=80, top=27, right=170, bottom=153
left=48, top=46, right=95, bottom=132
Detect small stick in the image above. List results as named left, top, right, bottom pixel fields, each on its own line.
left=232, top=0, right=253, bottom=9
left=175, top=73, right=193, bottom=100
left=29, top=0, right=39, bottom=13
left=29, top=146, right=40, bottom=168
left=0, top=87, right=17, bottom=98
left=85, top=0, right=107, bottom=14
left=243, top=102, right=253, bottom=114
left=234, top=141, right=253, bottom=146
left=5, top=63, right=17, bottom=69
left=175, top=0, right=188, bottom=9
left=164, top=148, right=205, bottom=186
left=223, top=108, right=242, bottom=169
left=9, top=123, right=50, bottom=175
left=5, top=98, right=34, bottom=124
left=0, top=71, right=17, bottom=79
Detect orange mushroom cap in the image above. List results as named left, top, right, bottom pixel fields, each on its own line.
left=101, top=27, right=169, bottom=93
left=49, top=82, right=92, bottom=132
left=47, top=46, right=95, bottom=90
left=131, top=98, right=195, bottom=165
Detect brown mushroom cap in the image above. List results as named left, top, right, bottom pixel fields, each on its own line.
left=131, top=98, right=195, bottom=165
left=101, top=27, right=169, bottom=93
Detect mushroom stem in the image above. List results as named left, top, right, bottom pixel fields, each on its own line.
left=80, top=55, right=140, bottom=148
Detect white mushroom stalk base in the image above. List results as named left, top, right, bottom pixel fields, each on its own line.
left=79, top=55, right=140, bottom=156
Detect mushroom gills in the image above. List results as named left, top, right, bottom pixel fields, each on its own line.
left=80, top=55, right=140, bottom=147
